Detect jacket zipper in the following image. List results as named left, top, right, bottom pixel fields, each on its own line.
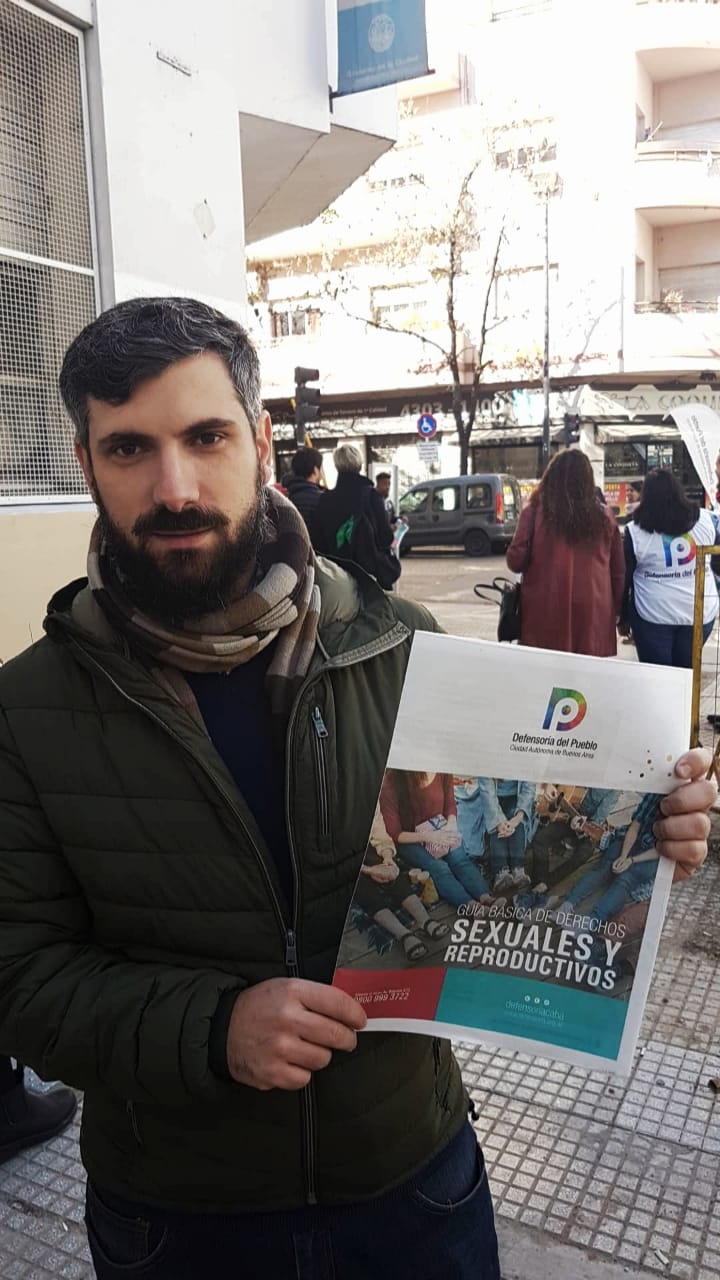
left=311, top=706, right=330, bottom=841
left=276, top=632, right=411, bottom=1206
left=126, top=1099, right=143, bottom=1149
left=284, top=680, right=322, bottom=1205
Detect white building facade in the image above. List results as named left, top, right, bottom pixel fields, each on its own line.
left=0, top=0, right=396, bottom=659
left=249, top=0, right=720, bottom=505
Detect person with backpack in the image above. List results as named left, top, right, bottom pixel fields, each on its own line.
left=314, top=444, right=400, bottom=590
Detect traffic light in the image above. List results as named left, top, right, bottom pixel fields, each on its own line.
left=563, top=413, right=581, bottom=446
left=293, top=366, right=320, bottom=445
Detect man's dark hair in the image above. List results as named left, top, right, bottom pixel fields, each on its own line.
left=291, top=447, right=323, bottom=479
left=633, top=468, right=697, bottom=536
left=375, top=471, right=391, bottom=483
left=59, top=296, right=263, bottom=448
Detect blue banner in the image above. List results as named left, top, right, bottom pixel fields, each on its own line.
left=337, top=0, right=429, bottom=97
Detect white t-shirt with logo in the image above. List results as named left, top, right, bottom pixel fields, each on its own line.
left=628, top=510, right=719, bottom=626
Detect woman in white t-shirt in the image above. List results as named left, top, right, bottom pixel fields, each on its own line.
left=619, top=469, right=719, bottom=668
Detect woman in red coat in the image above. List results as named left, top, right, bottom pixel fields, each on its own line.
left=506, top=450, right=625, bottom=656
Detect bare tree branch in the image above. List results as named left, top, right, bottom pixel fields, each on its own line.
left=334, top=297, right=451, bottom=362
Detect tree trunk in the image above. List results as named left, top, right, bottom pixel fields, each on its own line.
left=459, top=427, right=470, bottom=476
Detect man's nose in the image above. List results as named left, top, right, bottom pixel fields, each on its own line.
left=152, top=448, right=200, bottom=511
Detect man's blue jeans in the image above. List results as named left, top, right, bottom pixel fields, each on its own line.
left=398, top=840, right=489, bottom=906
left=86, top=1121, right=500, bottom=1279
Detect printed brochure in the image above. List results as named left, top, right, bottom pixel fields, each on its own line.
left=332, top=634, right=691, bottom=1073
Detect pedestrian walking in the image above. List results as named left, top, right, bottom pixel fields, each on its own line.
left=375, top=470, right=397, bottom=531
left=0, top=297, right=712, bottom=1280
left=506, top=449, right=625, bottom=656
left=284, top=446, right=324, bottom=542
left=314, top=444, right=400, bottom=590
left=620, top=468, right=719, bottom=668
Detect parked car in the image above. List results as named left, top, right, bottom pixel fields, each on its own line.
left=398, top=474, right=522, bottom=556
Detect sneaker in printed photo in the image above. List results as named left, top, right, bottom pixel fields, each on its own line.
left=492, top=868, right=514, bottom=894
left=511, top=868, right=531, bottom=891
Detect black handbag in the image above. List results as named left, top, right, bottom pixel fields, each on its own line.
left=474, top=507, right=536, bottom=642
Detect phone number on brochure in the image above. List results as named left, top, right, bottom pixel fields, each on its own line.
left=354, top=988, right=411, bottom=1006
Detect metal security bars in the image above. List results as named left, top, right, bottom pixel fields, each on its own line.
left=0, top=0, right=97, bottom=502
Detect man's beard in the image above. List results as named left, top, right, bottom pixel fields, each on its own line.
left=94, top=469, right=268, bottom=625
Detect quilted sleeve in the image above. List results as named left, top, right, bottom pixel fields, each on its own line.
left=0, top=708, right=244, bottom=1107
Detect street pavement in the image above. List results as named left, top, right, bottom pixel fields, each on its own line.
left=1, top=551, right=719, bottom=1278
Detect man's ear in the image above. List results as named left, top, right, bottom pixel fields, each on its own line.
left=74, top=440, right=97, bottom=502
left=255, top=410, right=274, bottom=484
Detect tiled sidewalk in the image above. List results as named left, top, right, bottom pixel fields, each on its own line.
left=467, top=853, right=720, bottom=1280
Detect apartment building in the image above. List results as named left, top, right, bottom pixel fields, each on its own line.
left=0, top=0, right=396, bottom=659
left=249, top=0, right=720, bottom=501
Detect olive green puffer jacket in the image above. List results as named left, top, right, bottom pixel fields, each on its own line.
left=0, top=558, right=465, bottom=1211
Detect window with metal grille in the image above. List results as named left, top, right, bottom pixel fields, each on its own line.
left=0, top=0, right=97, bottom=502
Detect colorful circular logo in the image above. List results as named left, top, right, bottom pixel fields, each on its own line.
left=368, top=14, right=396, bottom=54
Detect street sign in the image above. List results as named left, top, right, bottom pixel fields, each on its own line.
left=416, top=413, right=437, bottom=439
left=417, top=440, right=439, bottom=464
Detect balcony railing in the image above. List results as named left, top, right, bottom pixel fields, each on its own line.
left=636, top=141, right=720, bottom=163
left=635, top=299, right=719, bottom=313
left=635, top=138, right=712, bottom=153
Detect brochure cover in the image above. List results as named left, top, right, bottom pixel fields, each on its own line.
left=333, top=634, right=692, bottom=1073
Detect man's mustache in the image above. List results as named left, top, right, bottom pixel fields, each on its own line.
left=132, top=506, right=230, bottom=538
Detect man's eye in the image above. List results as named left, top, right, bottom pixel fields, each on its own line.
left=113, top=443, right=140, bottom=458
left=195, top=432, right=223, bottom=446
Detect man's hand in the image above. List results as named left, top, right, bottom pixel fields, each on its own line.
left=226, top=979, right=367, bottom=1092
left=655, top=748, right=717, bottom=883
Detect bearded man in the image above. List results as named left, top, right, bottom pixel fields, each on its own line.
left=0, top=297, right=712, bottom=1279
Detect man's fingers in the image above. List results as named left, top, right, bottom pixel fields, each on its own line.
left=669, top=860, right=701, bottom=885
left=655, top=809, right=711, bottom=843
left=660, top=779, right=717, bottom=816
left=290, top=979, right=367, bottom=1030
left=653, top=808, right=707, bottom=849
left=295, top=1012, right=359, bottom=1054
left=254, top=1037, right=333, bottom=1089
left=656, top=837, right=708, bottom=869
left=256, top=1063, right=313, bottom=1092
left=280, top=1036, right=333, bottom=1074
left=674, top=747, right=712, bottom=781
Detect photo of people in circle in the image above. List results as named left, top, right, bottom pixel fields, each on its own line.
left=335, top=769, right=662, bottom=1001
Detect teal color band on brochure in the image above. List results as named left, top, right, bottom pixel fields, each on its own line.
left=436, top=970, right=627, bottom=1059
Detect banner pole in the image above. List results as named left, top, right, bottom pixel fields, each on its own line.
left=691, top=548, right=709, bottom=748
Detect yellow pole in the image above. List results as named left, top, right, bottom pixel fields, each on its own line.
left=691, top=547, right=708, bottom=748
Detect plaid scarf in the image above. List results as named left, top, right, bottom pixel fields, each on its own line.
left=87, top=487, right=321, bottom=725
